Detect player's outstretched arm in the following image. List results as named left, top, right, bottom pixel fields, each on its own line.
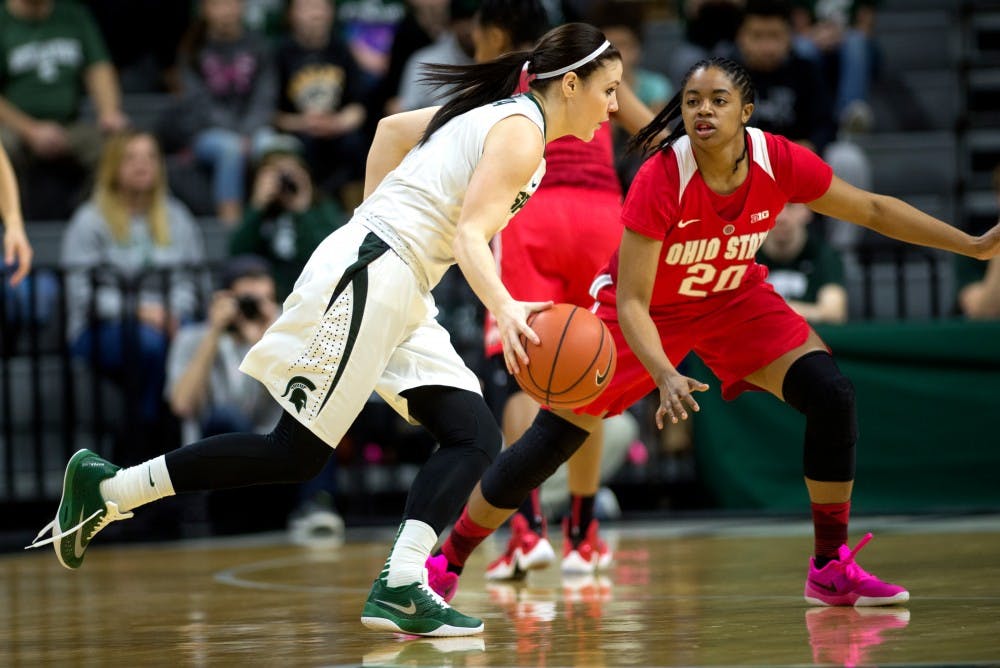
left=808, top=175, right=1000, bottom=260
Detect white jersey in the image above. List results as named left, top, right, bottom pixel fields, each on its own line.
left=355, top=93, right=547, bottom=290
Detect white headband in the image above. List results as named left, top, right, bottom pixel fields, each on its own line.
left=533, top=40, right=611, bottom=80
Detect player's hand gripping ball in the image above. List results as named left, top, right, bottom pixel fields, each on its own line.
left=514, top=303, right=616, bottom=409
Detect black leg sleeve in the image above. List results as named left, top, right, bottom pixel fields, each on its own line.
left=782, top=351, right=858, bottom=482
left=480, top=409, right=590, bottom=509
left=401, top=386, right=502, bottom=534
left=165, top=409, right=333, bottom=493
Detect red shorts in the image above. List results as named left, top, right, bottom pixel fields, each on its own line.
left=484, top=185, right=623, bottom=357
left=579, top=281, right=812, bottom=417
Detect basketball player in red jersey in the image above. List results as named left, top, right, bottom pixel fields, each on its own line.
left=425, top=0, right=657, bottom=596
left=432, top=56, right=1000, bottom=607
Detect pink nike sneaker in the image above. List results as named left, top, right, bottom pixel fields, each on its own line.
left=804, top=533, right=909, bottom=606
left=485, top=513, right=554, bottom=580
left=425, top=554, right=459, bottom=603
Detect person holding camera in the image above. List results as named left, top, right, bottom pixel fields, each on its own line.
left=165, top=254, right=283, bottom=441
left=229, top=135, right=345, bottom=300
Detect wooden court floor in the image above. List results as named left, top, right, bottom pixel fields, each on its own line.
left=2, top=515, right=999, bottom=667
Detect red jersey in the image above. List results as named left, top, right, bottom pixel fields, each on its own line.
left=540, top=122, right=621, bottom=195
left=593, top=129, right=832, bottom=315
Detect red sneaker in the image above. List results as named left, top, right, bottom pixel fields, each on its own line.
left=561, top=518, right=613, bottom=575
left=485, top=513, right=554, bottom=580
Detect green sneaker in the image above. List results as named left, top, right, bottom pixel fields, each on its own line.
left=25, top=449, right=133, bottom=569
left=361, top=577, right=484, bottom=637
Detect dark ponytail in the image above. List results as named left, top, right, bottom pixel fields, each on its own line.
left=418, top=22, right=620, bottom=143
left=628, top=56, right=756, bottom=158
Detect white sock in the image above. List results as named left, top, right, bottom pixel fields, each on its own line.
left=385, top=519, right=437, bottom=588
left=98, top=455, right=176, bottom=513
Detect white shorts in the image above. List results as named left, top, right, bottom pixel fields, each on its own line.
left=240, top=222, right=481, bottom=447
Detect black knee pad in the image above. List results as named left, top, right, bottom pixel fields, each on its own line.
left=404, top=386, right=502, bottom=466
left=782, top=351, right=857, bottom=481
left=480, top=410, right=590, bottom=509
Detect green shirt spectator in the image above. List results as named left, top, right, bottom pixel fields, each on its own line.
left=0, top=1, right=111, bottom=124
left=229, top=135, right=345, bottom=300
left=758, top=202, right=848, bottom=323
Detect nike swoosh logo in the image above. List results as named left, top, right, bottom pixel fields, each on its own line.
left=808, top=579, right=839, bottom=594
left=677, top=218, right=701, bottom=229
left=148, top=467, right=155, bottom=487
left=376, top=598, right=417, bottom=615
left=73, top=510, right=87, bottom=559
left=595, top=356, right=613, bottom=385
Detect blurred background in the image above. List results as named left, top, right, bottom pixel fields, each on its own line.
left=1, top=0, right=998, bottom=550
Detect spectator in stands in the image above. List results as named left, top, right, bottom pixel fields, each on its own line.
left=957, top=165, right=1000, bottom=320
left=0, top=0, right=129, bottom=218
left=591, top=1, right=674, bottom=188
left=369, top=0, right=448, bottom=121
left=336, top=0, right=408, bottom=89
left=273, top=0, right=368, bottom=204
left=668, top=0, right=745, bottom=88
left=591, top=2, right=673, bottom=112
left=958, top=256, right=1000, bottom=320
left=731, top=0, right=835, bottom=151
left=61, top=131, right=205, bottom=425
left=790, top=0, right=878, bottom=133
left=166, top=254, right=282, bottom=440
left=758, top=202, right=848, bottom=324
left=83, top=0, right=195, bottom=93
left=1, top=141, right=29, bottom=286
left=397, top=0, right=478, bottom=110
left=171, top=0, right=279, bottom=227
left=166, top=250, right=343, bottom=544
left=229, top=135, right=346, bottom=301
left=730, top=0, right=871, bottom=252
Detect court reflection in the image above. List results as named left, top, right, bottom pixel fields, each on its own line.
left=482, top=573, right=615, bottom=667
left=362, top=635, right=487, bottom=666
left=804, top=606, right=911, bottom=667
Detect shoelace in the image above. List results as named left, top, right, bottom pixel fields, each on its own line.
left=419, top=570, right=449, bottom=610
left=88, top=504, right=132, bottom=539
left=24, top=502, right=133, bottom=550
left=841, top=532, right=875, bottom=580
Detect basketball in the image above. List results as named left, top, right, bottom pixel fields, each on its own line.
left=514, top=303, right=617, bottom=409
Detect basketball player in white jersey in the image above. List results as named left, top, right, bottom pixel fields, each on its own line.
left=27, top=23, right=624, bottom=638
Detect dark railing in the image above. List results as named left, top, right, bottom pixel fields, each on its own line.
left=0, top=252, right=960, bottom=511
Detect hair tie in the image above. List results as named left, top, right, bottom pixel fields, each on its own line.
left=521, top=60, right=536, bottom=83
left=534, top=40, right=611, bottom=80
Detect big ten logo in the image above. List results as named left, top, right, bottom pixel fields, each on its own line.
left=664, top=231, right=769, bottom=297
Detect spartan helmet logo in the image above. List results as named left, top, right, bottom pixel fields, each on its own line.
left=281, top=375, right=317, bottom=414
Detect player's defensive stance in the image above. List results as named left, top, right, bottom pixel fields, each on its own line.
left=427, top=57, right=1000, bottom=608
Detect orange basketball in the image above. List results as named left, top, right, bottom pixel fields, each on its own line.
left=514, top=303, right=617, bottom=409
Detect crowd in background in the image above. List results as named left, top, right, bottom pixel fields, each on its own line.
left=2, top=0, right=999, bottom=535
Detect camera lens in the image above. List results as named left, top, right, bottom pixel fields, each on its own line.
left=279, top=172, right=298, bottom=195
left=236, top=295, right=261, bottom=320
